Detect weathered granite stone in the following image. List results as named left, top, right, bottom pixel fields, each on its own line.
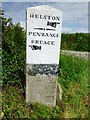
left=26, top=5, right=62, bottom=106
left=27, top=64, right=59, bottom=76
left=61, top=50, right=90, bottom=59
left=26, top=73, right=57, bottom=106
left=56, top=82, right=63, bottom=106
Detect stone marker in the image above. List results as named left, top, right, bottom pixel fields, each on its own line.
left=26, top=5, right=62, bottom=106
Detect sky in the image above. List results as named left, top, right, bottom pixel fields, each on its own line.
left=1, top=1, right=89, bottom=33
left=1, top=0, right=90, bottom=2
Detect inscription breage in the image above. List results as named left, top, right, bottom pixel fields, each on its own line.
left=31, top=40, right=55, bottom=45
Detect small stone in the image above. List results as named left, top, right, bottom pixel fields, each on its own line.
left=56, top=82, right=63, bottom=106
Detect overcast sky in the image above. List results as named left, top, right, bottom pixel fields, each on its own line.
left=1, top=1, right=89, bottom=33
left=2, top=0, right=90, bottom=2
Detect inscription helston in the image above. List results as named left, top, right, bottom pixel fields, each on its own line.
left=29, top=14, right=60, bottom=21
left=26, top=5, right=62, bottom=106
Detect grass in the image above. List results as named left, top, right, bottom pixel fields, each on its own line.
left=58, top=54, right=89, bottom=118
left=2, top=85, right=61, bottom=119
left=2, top=54, right=89, bottom=119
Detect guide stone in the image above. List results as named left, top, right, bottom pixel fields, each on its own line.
left=26, top=5, right=62, bottom=106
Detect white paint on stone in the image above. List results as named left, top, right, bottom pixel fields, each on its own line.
left=26, top=5, right=62, bottom=107
left=26, top=5, right=62, bottom=64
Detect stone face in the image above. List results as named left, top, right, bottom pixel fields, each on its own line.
left=26, top=5, right=62, bottom=64
left=26, top=64, right=58, bottom=106
left=26, top=73, right=57, bottom=106
left=26, top=5, right=62, bottom=106
left=27, top=64, right=59, bottom=76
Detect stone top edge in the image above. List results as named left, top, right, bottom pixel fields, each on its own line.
left=27, top=5, right=62, bottom=14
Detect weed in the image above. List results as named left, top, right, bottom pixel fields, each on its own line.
left=2, top=54, right=89, bottom=118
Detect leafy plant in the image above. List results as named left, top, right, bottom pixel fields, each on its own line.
left=1, top=10, right=26, bottom=86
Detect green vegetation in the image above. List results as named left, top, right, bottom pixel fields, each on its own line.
left=1, top=10, right=26, bottom=86
left=2, top=54, right=88, bottom=119
left=1, top=10, right=89, bottom=119
left=61, top=33, right=89, bottom=52
left=58, top=54, right=88, bottom=118
left=2, top=86, right=61, bottom=119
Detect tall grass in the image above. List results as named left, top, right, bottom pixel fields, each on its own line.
left=58, top=54, right=88, bottom=118
left=2, top=54, right=88, bottom=118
